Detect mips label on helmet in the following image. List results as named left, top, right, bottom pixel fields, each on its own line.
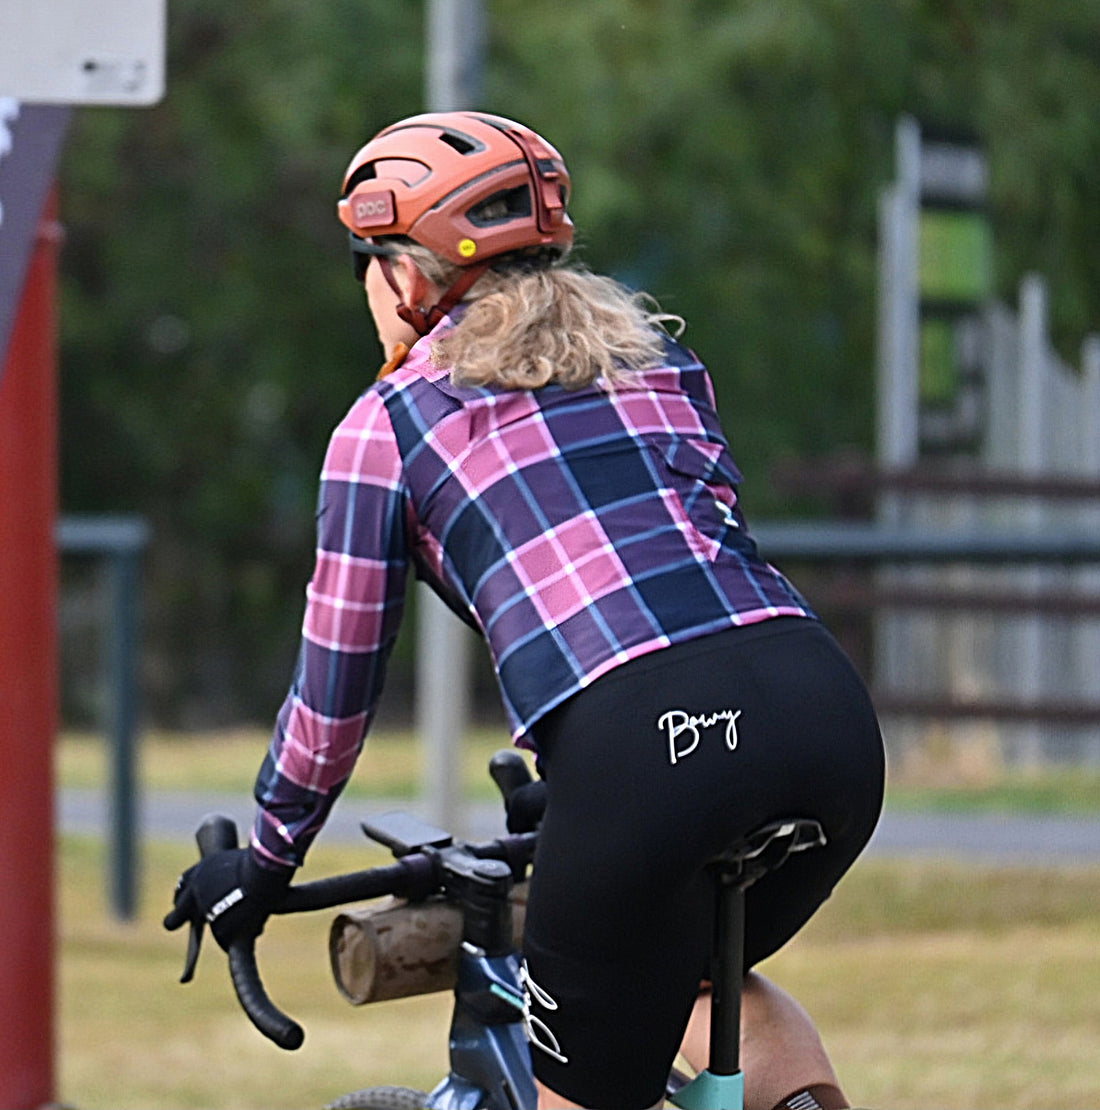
left=458, top=238, right=477, bottom=258
left=350, top=190, right=395, bottom=230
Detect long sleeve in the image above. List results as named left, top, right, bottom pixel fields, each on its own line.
left=251, top=390, right=411, bottom=869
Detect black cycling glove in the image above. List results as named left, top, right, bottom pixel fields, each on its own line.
left=163, top=848, right=292, bottom=952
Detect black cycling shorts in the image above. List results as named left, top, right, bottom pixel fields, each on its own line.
left=521, top=617, right=885, bottom=1109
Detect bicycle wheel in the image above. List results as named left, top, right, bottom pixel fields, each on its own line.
left=325, top=1084, right=430, bottom=1110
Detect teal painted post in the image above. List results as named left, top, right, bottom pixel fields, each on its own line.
left=108, top=546, right=141, bottom=919
left=671, top=1069, right=745, bottom=1110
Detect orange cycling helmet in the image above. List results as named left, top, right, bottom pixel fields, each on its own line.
left=338, top=111, right=574, bottom=268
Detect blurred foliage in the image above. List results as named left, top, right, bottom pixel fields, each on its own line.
left=58, top=0, right=1100, bottom=723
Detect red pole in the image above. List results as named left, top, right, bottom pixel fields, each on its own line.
left=0, top=186, right=61, bottom=1109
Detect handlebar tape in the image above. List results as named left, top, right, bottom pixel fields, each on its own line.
left=224, top=848, right=454, bottom=1048
left=277, top=861, right=415, bottom=915
left=228, top=939, right=305, bottom=1051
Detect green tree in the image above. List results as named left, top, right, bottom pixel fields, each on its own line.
left=59, top=0, right=1100, bottom=723
left=61, top=0, right=424, bottom=720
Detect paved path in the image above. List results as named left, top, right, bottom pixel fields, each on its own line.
left=60, top=788, right=1100, bottom=866
left=863, top=808, right=1100, bottom=865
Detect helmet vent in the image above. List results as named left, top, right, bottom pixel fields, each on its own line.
left=343, top=163, right=378, bottom=195
left=468, top=186, right=532, bottom=227
left=438, top=130, right=479, bottom=156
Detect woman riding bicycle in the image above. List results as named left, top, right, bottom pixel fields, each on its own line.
left=166, top=111, right=885, bottom=1110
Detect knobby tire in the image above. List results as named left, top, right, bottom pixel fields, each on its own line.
left=325, top=1084, right=430, bottom=1110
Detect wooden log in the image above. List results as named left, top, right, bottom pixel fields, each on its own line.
left=329, top=883, right=528, bottom=1004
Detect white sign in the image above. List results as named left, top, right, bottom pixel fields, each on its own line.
left=0, top=0, right=166, bottom=106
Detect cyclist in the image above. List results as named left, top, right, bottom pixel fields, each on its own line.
left=165, top=111, right=885, bottom=1110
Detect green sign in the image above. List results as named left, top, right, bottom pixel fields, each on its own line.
left=919, top=208, right=993, bottom=306
left=919, top=317, right=957, bottom=405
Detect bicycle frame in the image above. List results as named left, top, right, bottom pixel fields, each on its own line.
left=425, top=943, right=535, bottom=1110
left=336, top=815, right=748, bottom=1110
left=180, top=757, right=824, bottom=1110
left=420, top=915, right=744, bottom=1110
left=348, top=809, right=538, bottom=1110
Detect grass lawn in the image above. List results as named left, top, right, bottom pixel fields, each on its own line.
left=59, top=725, right=1100, bottom=813
left=55, top=729, right=1100, bottom=1108
left=58, top=726, right=529, bottom=801
left=58, top=834, right=1100, bottom=1109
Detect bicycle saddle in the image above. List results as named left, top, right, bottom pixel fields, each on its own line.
left=711, top=818, right=827, bottom=890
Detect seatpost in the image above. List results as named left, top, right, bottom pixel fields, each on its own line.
left=673, top=820, right=826, bottom=1110
left=709, top=870, right=746, bottom=1076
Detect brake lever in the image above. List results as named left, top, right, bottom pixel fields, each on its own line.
left=177, top=813, right=242, bottom=984
left=180, top=919, right=205, bottom=984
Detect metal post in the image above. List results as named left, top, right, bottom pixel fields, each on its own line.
left=107, top=546, right=141, bottom=918
left=0, top=185, right=61, bottom=1110
left=57, top=515, right=149, bottom=919
left=1015, top=276, right=1050, bottom=762
left=416, top=0, right=484, bottom=831
left=875, top=117, right=922, bottom=754
left=1077, top=336, right=1100, bottom=761
left=427, top=0, right=485, bottom=112
left=875, top=115, right=921, bottom=483
left=417, top=591, right=472, bottom=833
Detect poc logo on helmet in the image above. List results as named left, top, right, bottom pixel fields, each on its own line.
left=349, top=190, right=395, bottom=229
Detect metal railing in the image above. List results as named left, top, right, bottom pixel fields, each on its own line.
left=56, top=514, right=1100, bottom=916
left=58, top=513, right=149, bottom=920
left=754, top=521, right=1100, bottom=731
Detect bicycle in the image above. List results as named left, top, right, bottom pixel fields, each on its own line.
left=174, top=750, right=825, bottom=1110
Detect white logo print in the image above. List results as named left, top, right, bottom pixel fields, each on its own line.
left=657, top=708, right=742, bottom=765
left=206, top=886, right=244, bottom=922
left=521, top=961, right=569, bottom=1065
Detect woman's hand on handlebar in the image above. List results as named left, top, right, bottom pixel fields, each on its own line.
left=165, top=816, right=307, bottom=1050
left=164, top=845, right=293, bottom=953
left=162, top=774, right=540, bottom=1053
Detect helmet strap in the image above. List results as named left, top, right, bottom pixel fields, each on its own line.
left=378, top=255, right=490, bottom=337
left=500, top=125, right=565, bottom=235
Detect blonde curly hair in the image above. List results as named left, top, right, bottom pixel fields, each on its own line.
left=394, top=240, right=683, bottom=390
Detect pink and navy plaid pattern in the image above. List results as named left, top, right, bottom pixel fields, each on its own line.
left=253, top=320, right=814, bottom=868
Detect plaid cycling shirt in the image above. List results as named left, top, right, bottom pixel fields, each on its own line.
left=252, top=318, right=815, bottom=869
